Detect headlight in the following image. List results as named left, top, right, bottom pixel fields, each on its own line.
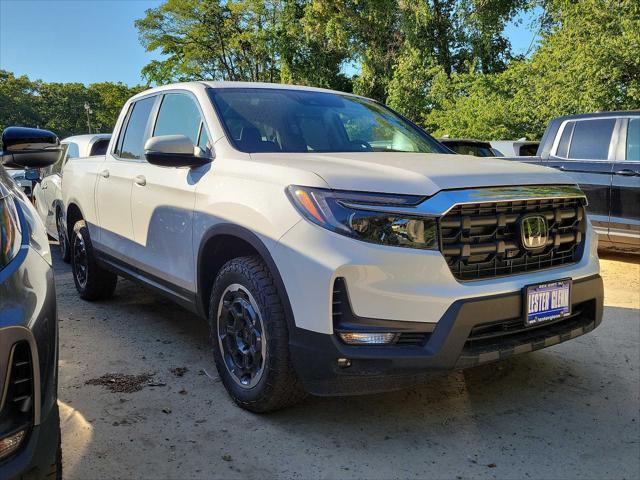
left=0, top=189, right=22, bottom=270
left=286, top=185, right=438, bottom=250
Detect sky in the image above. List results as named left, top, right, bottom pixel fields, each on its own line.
left=0, top=0, right=540, bottom=87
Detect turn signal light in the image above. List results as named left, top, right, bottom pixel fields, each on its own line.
left=338, top=332, right=399, bottom=345
left=0, top=429, right=26, bottom=459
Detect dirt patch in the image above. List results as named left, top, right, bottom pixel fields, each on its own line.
left=86, top=373, right=153, bottom=393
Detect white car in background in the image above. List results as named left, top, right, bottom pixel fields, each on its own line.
left=490, top=138, right=540, bottom=157
left=33, top=133, right=111, bottom=261
left=6, top=168, right=34, bottom=196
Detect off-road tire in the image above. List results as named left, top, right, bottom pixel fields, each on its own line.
left=71, top=220, right=117, bottom=300
left=209, top=255, right=307, bottom=412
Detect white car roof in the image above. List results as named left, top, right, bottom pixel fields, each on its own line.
left=61, top=133, right=112, bottom=157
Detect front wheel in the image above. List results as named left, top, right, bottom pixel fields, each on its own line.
left=209, top=256, right=306, bottom=412
left=71, top=221, right=117, bottom=300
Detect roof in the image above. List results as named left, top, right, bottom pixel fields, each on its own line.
left=551, top=111, right=640, bottom=121
left=129, top=80, right=365, bottom=102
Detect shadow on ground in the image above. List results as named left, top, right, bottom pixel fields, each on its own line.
left=52, top=245, right=640, bottom=479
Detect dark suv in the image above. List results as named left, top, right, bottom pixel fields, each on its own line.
left=0, top=127, right=62, bottom=479
left=518, top=111, right=639, bottom=252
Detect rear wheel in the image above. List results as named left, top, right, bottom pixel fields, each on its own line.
left=209, top=256, right=306, bottom=412
left=71, top=221, right=117, bottom=300
left=56, top=210, right=70, bottom=263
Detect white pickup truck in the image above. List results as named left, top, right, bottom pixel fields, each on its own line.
left=61, top=82, right=604, bottom=412
left=33, top=133, right=111, bottom=262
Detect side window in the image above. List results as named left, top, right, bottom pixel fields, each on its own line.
left=119, top=96, right=156, bottom=160
left=90, top=139, right=110, bottom=156
left=153, top=93, right=204, bottom=145
left=626, top=118, right=640, bottom=161
left=65, top=142, right=80, bottom=159
left=556, top=122, right=574, bottom=158
left=568, top=119, right=616, bottom=160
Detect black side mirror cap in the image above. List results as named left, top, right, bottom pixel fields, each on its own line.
left=1, top=127, right=62, bottom=169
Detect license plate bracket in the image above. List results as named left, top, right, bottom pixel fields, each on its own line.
left=524, top=279, right=572, bottom=326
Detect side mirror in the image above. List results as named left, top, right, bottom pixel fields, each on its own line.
left=1, top=127, right=62, bottom=169
left=144, top=135, right=211, bottom=168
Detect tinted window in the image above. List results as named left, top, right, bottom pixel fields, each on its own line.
left=519, top=143, right=539, bottom=156
left=90, top=139, right=110, bottom=156
left=119, top=96, right=156, bottom=160
left=208, top=88, right=448, bottom=154
left=154, top=94, right=203, bottom=145
left=568, top=119, right=615, bottom=160
left=556, top=122, right=574, bottom=158
left=445, top=142, right=495, bottom=157
left=626, top=118, right=640, bottom=161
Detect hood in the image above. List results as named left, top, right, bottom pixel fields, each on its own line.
left=249, top=152, right=572, bottom=196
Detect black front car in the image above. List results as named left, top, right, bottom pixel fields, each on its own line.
left=0, top=167, right=60, bottom=478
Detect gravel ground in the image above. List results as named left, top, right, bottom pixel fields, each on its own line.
left=55, top=247, right=639, bottom=480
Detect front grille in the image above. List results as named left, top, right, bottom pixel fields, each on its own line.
left=439, top=197, right=586, bottom=280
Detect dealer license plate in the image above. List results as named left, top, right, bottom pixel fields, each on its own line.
left=525, top=279, right=572, bottom=326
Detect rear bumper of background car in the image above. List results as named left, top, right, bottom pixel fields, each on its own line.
left=289, top=274, right=603, bottom=396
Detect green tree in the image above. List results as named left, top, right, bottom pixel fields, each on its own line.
left=425, top=0, right=640, bottom=139
left=0, top=70, right=144, bottom=139
left=135, top=0, right=349, bottom=89
left=0, top=70, right=42, bottom=132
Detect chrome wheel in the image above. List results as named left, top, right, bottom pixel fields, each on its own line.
left=73, top=232, right=88, bottom=289
left=217, top=284, right=267, bottom=389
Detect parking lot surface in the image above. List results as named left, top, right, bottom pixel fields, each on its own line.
left=55, top=247, right=639, bottom=479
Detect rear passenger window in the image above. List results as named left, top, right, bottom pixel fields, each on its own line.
left=119, top=96, right=156, bottom=160
left=568, top=119, right=615, bottom=160
left=626, top=118, right=640, bottom=161
left=90, top=139, right=110, bottom=156
left=556, top=122, right=574, bottom=158
left=153, top=93, right=204, bottom=145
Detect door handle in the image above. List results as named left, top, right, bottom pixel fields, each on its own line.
left=134, top=175, right=146, bottom=186
left=100, top=169, right=110, bottom=178
left=41, top=184, right=48, bottom=190
left=615, top=169, right=639, bottom=176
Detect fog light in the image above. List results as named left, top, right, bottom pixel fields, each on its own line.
left=338, top=332, right=399, bottom=345
left=0, top=429, right=26, bottom=459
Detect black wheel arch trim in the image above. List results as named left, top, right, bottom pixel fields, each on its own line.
left=196, top=223, right=297, bottom=331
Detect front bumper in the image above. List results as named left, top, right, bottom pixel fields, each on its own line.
left=1, top=403, right=60, bottom=480
left=290, top=274, right=603, bottom=396
left=0, top=217, right=59, bottom=477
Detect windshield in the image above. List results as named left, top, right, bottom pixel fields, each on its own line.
left=208, top=88, right=448, bottom=154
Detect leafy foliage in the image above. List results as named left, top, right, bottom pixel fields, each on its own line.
left=2, top=0, right=638, bottom=141
left=424, top=0, right=640, bottom=139
left=0, top=70, right=143, bottom=139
